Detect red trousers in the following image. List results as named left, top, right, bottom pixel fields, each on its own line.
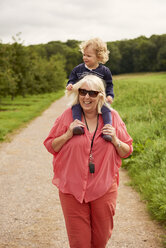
left=59, top=181, right=118, bottom=248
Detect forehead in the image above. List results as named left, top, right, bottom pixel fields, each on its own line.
left=84, top=45, right=96, bottom=55
left=81, top=82, right=98, bottom=91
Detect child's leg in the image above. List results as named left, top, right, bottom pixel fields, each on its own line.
left=72, top=104, right=84, bottom=135
left=72, top=104, right=82, bottom=120
left=101, top=105, right=112, bottom=125
left=101, top=105, right=112, bottom=142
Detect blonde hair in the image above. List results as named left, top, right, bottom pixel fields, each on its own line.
left=79, top=38, right=110, bottom=64
left=66, top=75, right=110, bottom=114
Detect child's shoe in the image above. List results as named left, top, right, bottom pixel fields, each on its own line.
left=102, top=134, right=112, bottom=142
left=73, top=126, right=84, bottom=135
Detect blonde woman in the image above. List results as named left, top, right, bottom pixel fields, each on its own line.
left=66, top=38, right=114, bottom=142
left=44, top=75, right=133, bottom=248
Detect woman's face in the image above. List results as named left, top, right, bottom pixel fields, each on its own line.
left=78, top=82, right=100, bottom=114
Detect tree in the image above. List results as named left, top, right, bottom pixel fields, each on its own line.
left=0, top=43, right=17, bottom=100
left=117, top=40, right=134, bottom=73
left=47, top=54, right=67, bottom=91
left=65, top=47, right=82, bottom=77
left=9, top=34, right=33, bottom=97
left=157, top=45, right=166, bottom=71
left=132, top=37, right=157, bottom=72
left=66, top=39, right=81, bottom=49
left=155, top=34, right=166, bottom=71
left=106, top=42, right=122, bottom=74
left=45, top=41, right=68, bottom=59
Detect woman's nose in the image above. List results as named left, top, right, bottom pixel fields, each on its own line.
left=85, top=93, right=90, bottom=98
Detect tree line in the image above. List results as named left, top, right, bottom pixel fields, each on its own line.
left=0, top=33, right=165, bottom=100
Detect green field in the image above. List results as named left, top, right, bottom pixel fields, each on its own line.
left=0, top=90, right=64, bottom=141
left=112, top=72, right=166, bottom=243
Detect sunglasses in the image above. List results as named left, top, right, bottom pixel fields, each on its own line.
left=78, top=88, right=100, bottom=98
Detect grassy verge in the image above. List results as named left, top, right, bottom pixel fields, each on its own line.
left=0, top=90, right=64, bottom=142
left=112, top=72, right=166, bottom=245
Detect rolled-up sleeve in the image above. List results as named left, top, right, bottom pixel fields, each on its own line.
left=118, top=121, right=133, bottom=158
left=43, top=116, right=67, bottom=155
left=112, top=110, right=133, bottom=159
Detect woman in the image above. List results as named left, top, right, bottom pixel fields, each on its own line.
left=43, top=75, right=133, bottom=248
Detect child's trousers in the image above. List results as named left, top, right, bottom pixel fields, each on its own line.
left=72, top=103, right=112, bottom=125
left=59, top=180, right=118, bottom=248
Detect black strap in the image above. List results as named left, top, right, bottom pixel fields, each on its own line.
left=83, top=112, right=99, bottom=153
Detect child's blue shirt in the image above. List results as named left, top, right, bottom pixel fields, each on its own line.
left=67, top=63, right=114, bottom=98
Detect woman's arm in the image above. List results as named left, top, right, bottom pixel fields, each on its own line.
left=111, top=137, right=130, bottom=157
left=52, top=128, right=73, bottom=152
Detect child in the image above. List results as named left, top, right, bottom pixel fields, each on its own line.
left=66, top=38, right=114, bottom=142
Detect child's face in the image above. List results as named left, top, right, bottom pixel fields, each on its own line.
left=83, top=45, right=99, bottom=69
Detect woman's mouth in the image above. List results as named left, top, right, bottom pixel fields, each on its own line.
left=83, top=101, right=91, bottom=105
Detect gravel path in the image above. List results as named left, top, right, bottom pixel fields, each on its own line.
left=0, top=96, right=165, bottom=248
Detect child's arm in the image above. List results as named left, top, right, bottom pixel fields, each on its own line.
left=106, top=95, right=113, bottom=104
left=66, top=66, right=78, bottom=90
left=66, top=84, right=73, bottom=90
left=104, top=67, right=114, bottom=102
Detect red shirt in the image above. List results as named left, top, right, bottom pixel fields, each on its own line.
left=43, top=108, right=133, bottom=203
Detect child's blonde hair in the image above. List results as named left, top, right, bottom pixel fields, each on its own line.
left=79, top=38, right=110, bottom=64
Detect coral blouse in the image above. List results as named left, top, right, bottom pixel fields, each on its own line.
left=43, top=108, right=133, bottom=203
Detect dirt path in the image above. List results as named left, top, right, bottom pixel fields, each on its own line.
left=0, top=96, right=165, bottom=248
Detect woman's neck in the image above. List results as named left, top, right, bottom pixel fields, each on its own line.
left=83, top=111, right=98, bottom=133
left=83, top=111, right=98, bottom=120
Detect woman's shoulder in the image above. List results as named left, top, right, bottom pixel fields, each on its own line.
left=110, top=108, right=123, bottom=123
left=57, top=108, right=73, bottom=123
left=98, top=108, right=121, bottom=125
left=110, top=108, right=118, bottom=115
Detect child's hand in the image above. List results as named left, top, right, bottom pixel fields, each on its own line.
left=66, top=84, right=73, bottom=91
left=106, top=95, right=113, bottom=104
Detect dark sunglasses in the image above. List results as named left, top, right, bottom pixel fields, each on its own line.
left=78, top=88, right=99, bottom=98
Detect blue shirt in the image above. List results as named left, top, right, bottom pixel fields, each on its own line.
left=67, top=63, right=114, bottom=98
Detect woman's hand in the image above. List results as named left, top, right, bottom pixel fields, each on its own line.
left=102, top=124, right=130, bottom=157
left=102, top=124, right=116, bottom=140
left=66, top=119, right=85, bottom=139
left=52, top=120, right=85, bottom=152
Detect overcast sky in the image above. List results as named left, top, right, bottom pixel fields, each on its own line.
left=0, top=0, right=166, bottom=45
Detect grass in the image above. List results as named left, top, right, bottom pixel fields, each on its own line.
left=112, top=72, right=166, bottom=246
left=0, top=90, right=64, bottom=141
